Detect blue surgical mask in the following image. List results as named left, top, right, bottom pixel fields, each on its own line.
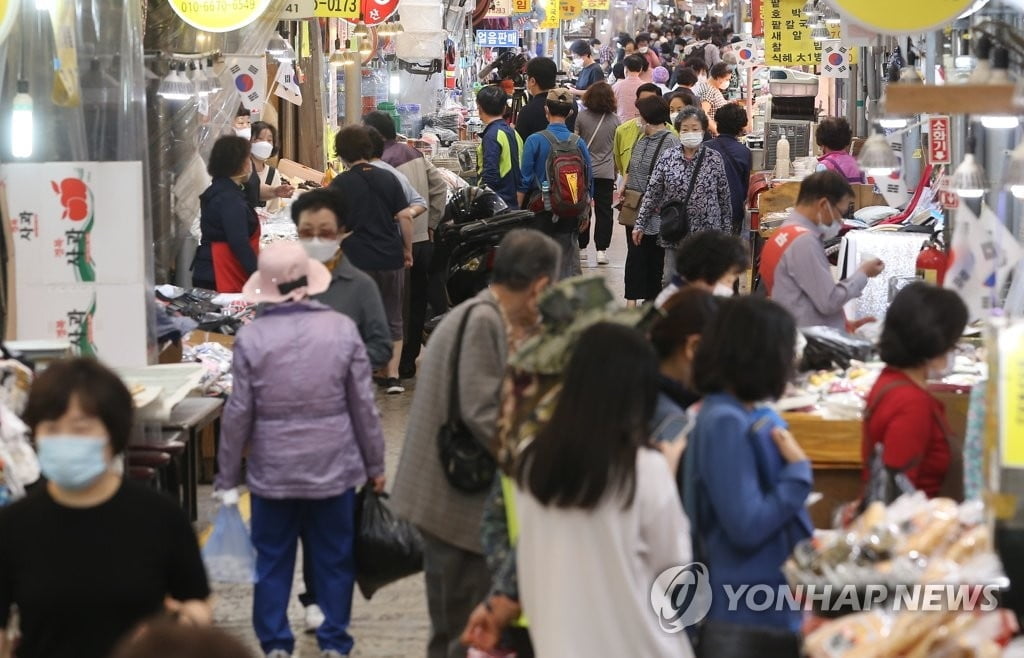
left=37, top=436, right=109, bottom=490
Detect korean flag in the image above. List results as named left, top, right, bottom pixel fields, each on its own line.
left=821, top=40, right=850, bottom=78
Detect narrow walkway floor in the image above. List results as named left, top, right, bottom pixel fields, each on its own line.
left=202, top=221, right=631, bottom=656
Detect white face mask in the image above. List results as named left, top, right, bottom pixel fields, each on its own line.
left=680, top=132, right=703, bottom=148
left=573, top=57, right=584, bottom=67
left=234, top=126, right=252, bottom=140
left=300, top=237, right=341, bottom=263
left=670, top=111, right=681, bottom=124
left=819, top=202, right=842, bottom=240
left=639, top=46, right=649, bottom=54
left=928, top=351, right=956, bottom=380
left=713, top=282, right=734, bottom=297
left=250, top=140, right=274, bottom=161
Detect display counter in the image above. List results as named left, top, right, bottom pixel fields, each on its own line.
left=786, top=390, right=971, bottom=528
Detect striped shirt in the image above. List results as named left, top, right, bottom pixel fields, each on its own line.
left=626, top=129, right=681, bottom=236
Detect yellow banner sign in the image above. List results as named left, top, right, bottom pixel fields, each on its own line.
left=0, top=0, right=18, bottom=46
left=831, top=0, right=974, bottom=35
left=169, top=0, right=274, bottom=32
left=582, top=0, right=610, bottom=8
left=1001, top=323, right=1024, bottom=469
left=762, top=0, right=821, bottom=66
left=540, top=0, right=560, bottom=28
left=512, top=0, right=531, bottom=13
left=560, top=0, right=581, bottom=19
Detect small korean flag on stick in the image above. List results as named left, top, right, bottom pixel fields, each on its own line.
left=274, top=60, right=303, bottom=106
left=821, top=40, right=850, bottom=78
left=735, top=39, right=759, bottom=68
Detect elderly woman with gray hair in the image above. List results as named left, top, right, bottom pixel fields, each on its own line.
left=390, top=228, right=562, bottom=658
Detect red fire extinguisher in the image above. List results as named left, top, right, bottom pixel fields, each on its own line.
left=916, top=239, right=948, bottom=285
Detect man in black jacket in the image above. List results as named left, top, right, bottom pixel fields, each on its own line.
left=515, top=57, right=575, bottom=142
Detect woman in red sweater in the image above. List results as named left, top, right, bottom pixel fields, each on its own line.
left=862, top=282, right=968, bottom=497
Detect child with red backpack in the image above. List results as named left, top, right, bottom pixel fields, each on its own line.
left=518, top=89, right=595, bottom=280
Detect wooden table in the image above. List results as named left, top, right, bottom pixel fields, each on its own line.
left=784, top=390, right=971, bottom=528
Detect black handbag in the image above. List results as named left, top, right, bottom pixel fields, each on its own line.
left=437, top=301, right=498, bottom=494
left=660, top=146, right=706, bottom=245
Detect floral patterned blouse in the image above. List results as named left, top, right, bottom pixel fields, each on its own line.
left=636, top=144, right=732, bottom=247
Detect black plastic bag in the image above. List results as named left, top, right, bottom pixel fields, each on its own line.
left=799, top=325, right=875, bottom=371
left=354, top=488, right=424, bottom=600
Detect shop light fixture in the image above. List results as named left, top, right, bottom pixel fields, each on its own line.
left=979, top=115, right=1020, bottom=129
left=819, top=4, right=840, bottom=24
left=1003, top=142, right=1024, bottom=199
left=810, top=22, right=831, bottom=41
left=950, top=153, right=987, bottom=198
left=267, top=24, right=294, bottom=62
left=378, top=22, right=393, bottom=37
left=802, top=0, right=818, bottom=17
left=191, top=61, right=213, bottom=96
left=358, top=37, right=373, bottom=58
left=157, top=63, right=194, bottom=101
left=35, top=0, right=53, bottom=10
left=329, top=39, right=347, bottom=67
left=857, top=132, right=899, bottom=177
left=391, top=15, right=404, bottom=33
left=352, top=21, right=370, bottom=38
left=11, top=80, right=33, bottom=159
left=877, top=117, right=909, bottom=129
left=206, top=57, right=223, bottom=93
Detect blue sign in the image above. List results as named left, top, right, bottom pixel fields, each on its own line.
left=476, top=30, right=519, bottom=48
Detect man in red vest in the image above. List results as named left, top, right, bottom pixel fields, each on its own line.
left=759, top=171, right=885, bottom=330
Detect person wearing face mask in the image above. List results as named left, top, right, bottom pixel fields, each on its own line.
left=614, top=55, right=647, bottom=121
left=699, top=62, right=734, bottom=133
left=193, top=136, right=261, bottom=292
left=635, top=33, right=662, bottom=72
left=247, top=121, right=294, bottom=213
left=635, top=106, right=732, bottom=286
left=233, top=106, right=252, bottom=139
left=390, top=229, right=562, bottom=658
left=0, top=358, right=212, bottom=658
left=219, top=241, right=387, bottom=658
left=704, top=104, right=752, bottom=234
left=567, top=40, right=604, bottom=97
left=654, top=229, right=750, bottom=308
left=862, top=283, right=968, bottom=499
left=622, top=95, right=680, bottom=307
left=515, top=58, right=576, bottom=141
left=759, top=171, right=885, bottom=331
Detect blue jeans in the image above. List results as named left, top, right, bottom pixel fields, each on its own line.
left=251, top=491, right=357, bottom=655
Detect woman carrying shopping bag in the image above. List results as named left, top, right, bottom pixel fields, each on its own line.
left=215, top=242, right=387, bottom=658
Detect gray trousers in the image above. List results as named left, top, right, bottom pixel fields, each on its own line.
left=553, top=230, right=583, bottom=281
left=422, top=530, right=492, bottom=658
left=663, top=246, right=678, bottom=287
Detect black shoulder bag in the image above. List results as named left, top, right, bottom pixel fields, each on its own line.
left=659, top=146, right=706, bottom=245
left=437, top=302, right=498, bottom=494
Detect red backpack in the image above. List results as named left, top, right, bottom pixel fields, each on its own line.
left=540, top=130, right=590, bottom=218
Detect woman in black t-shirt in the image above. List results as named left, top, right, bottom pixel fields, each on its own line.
left=0, top=359, right=211, bottom=658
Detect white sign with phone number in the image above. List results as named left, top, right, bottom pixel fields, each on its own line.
left=280, top=0, right=359, bottom=19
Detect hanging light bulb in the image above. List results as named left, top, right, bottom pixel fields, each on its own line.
left=329, top=39, right=347, bottom=67
left=267, top=26, right=291, bottom=61
left=157, top=63, right=194, bottom=101
left=951, top=153, right=987, bottom=198
left=35, top=0, right=53, bottom=10
left=810, top=22, right=831, bottom=41
left=1003, top=142, right=1024, bottom=199
left=191, top=61, right=213, bottom=96
left=820, top=4, right=840, bottom=24
left=353, top=21, right=370, bottom=37
left=391, top=15, right=404, bottom=33
left=857, top=132, right=899, bottom=177
left=11, top=80, right=33, bottom=159
left=802, top=0, right=818, bottom=17
left=378, top=22, right=393, bottom=37
left=342, top=39, right=361, bottom=64
left=358, top=37, right=373, bottom=58
left=206, top=57, right=223, bottom=92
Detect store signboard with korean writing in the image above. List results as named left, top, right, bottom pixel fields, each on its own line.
left=540, top=0, right=560, bottom=28
left=169, top=0, right=274, bottom=32
left=761, top=0, right=822, bottom=66
left=486, top=0, right=512, bottom=18
left=831, top=0, right=974, bottom=35
left=560, top=0, right=581, bottom=19
left=582, top=0, right=609, bottom=8
left=929, top=115, right=952, bottom=166
left=0, top=162, right=148, bottom=366
left=476, top=30, right=519, bottom=48
left=281, top=0, right=359, bottom=18
left=999, top=322, right=1024, bottom=469
left=511, top=0, right=531, bottom=13
left=0, top=0, right=18, bottom=46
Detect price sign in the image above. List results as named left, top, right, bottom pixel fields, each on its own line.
left=928, top=115, right=952, bottom=166
left=280, top=0, right=359, bottom=18
left=938, top=175, right=960, bottom=210
left=169, top=0, right=274, bottom=33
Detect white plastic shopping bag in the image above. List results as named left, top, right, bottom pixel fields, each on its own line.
left=202, top=502, right=257, bottom=583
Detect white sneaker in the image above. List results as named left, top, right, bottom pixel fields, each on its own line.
left=304, top=604, right=325, bottom=633
left=267, top=651, right=292, bottom=658
left=596, top=250, right=608, bottom=265
left=321, top=651, right=347, bottom=658
left=580, top=250, right=588, bottom=260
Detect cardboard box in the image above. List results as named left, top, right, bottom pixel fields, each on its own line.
left=183, top=331, right=235, bottom=350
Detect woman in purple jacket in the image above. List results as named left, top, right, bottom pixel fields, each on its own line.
left=216, top=242, right=387, bottom=658
left=815, top=117, right=865, bottom=184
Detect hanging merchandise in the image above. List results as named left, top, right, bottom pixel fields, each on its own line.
left=169, top=0, right=274, bottom=32
left=274, top=60, right=303, bottom=106
left=830, top=0, right=976, bottom=36
left=0, top=0, right=18, bottom=46
left=224, top=55, right=268, bottom=112
left=50, top=0, right=81, bottom=107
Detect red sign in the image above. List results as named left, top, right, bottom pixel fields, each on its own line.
left=938, top=175, right=959, bottom=210
left=928, top=115, right=951, bottom=166
left=360, top=0, right=399, bottom=25
left=752, top=0, right=763, bottom=36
